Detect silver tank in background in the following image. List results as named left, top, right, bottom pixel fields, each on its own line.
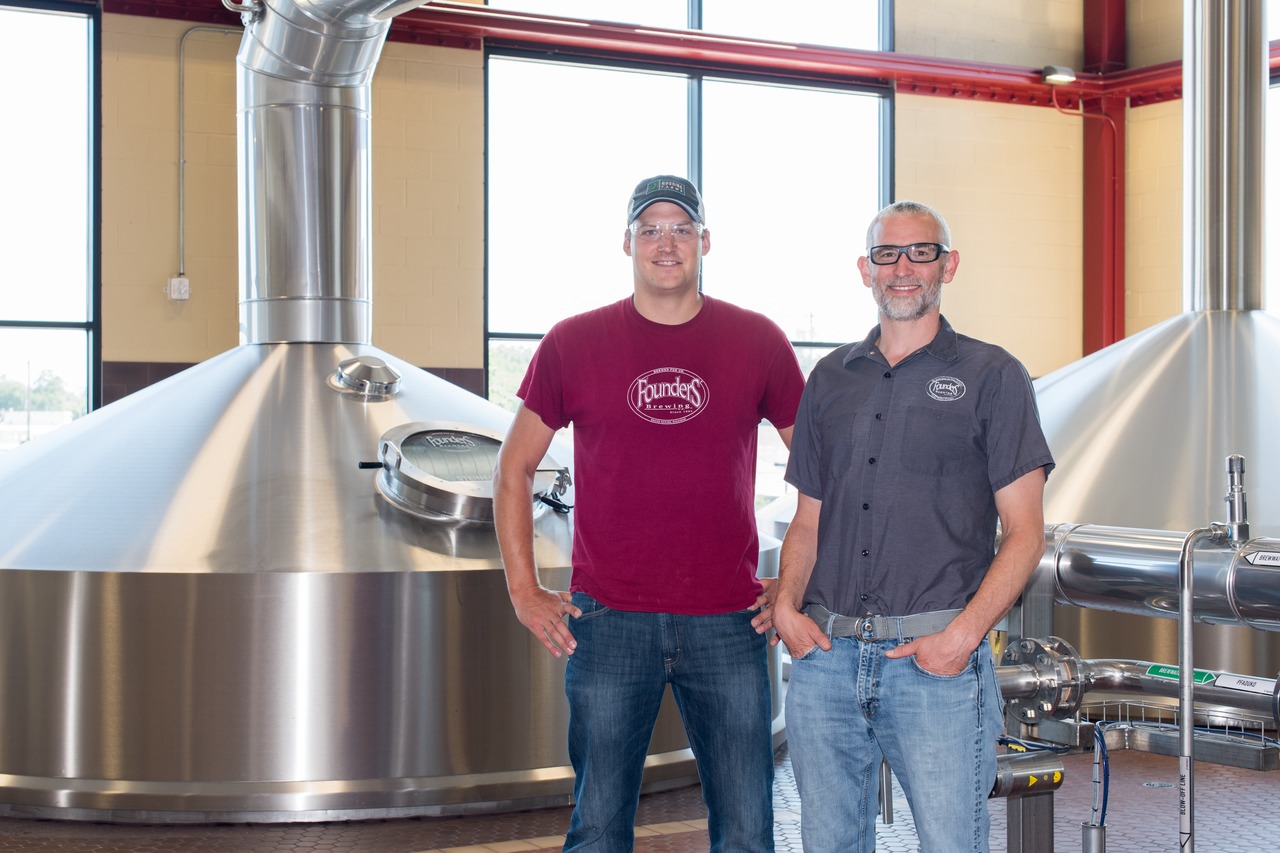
left=1035, top=0, right=1275, bottom=675
left=0, top=0, right=786, bottom=822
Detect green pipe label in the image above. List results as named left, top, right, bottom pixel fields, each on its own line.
left=1146, top=664, right=1215, bottom=684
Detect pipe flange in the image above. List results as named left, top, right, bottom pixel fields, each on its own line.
left=1000, top=636, right=1085, bottom=724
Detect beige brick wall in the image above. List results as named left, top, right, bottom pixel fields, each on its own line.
left=101, top=14, right=483, bottom=369
left=896, top=0, right=1083, bottom=68
left=372, top=42, right=485, bottom=369
left=1125, top=99, right=1183, bottom=334
left=1128, top=0, right=1183, bottom=67
left=1123, top=1, right=1185, bottom=341
left=894, top=96, right=1084, bottom=378
left=102, top=16, right=239, bottom=364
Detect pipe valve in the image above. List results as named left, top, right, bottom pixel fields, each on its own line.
left=1224, top=454, right=1249, bottom=544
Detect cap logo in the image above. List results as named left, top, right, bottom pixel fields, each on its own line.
left=628, top=367, right=709, bottom=425
left=927, top=376, right=966, bottom=402
left=648, top=178, right=688, bottom=194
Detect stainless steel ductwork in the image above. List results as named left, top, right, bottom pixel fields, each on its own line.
left=1033, top=0, right=1273, bottom=674
left=0, top=0, right=785, bottom=822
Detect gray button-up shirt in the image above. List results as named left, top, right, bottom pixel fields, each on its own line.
left=786, top=316, right=1054, bottom=618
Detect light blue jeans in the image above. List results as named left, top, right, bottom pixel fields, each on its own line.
left=562, top=592, right=775, bottom=853
left=786, top=635, right=1003, bottom=853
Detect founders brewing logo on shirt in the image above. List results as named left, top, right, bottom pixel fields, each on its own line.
left=628, top=367, right=709, bottom=425
left=927, top=376, right=966, bottom=402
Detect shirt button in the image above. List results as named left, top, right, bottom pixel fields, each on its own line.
left=860, top=594, right=869, bottom=601
left=875, top=413, right=882, bottom=420
left=862, top=503, right=870, bottom=510
left=883, top=371, right=892, bottom=379
left=868, top=458, right=876, bottom=464
left=861, top=549, right=870, bottom=557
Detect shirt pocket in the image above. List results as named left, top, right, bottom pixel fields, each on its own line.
left=818, top=408, right=859, bottom=487
left=899, top=404, right=973, bottom=478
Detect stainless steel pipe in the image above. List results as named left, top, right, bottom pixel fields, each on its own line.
left=1040, top=524, right=1280, bottom=633
left=999, top=652, right=1280, bottom=726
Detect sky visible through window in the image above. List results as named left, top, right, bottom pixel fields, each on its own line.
left=0, top=6, right=92, bottom=448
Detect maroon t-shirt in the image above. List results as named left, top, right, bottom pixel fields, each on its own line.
left=518, top=295, right=804, bottom=614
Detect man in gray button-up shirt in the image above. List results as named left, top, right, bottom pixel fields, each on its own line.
left=759, top=200, right=1054, bottom=853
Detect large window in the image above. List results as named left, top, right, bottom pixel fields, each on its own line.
left=488, top=0, right=880, bottom=51
left=486, top=2, right=886, bottom=502
left=0, top=2, right=97, bottom=451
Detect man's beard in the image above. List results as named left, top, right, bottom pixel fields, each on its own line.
left=873, top=274, right=942, bottom=321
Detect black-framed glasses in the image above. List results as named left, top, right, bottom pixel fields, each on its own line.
left=867, top=242, right=949, bottom=265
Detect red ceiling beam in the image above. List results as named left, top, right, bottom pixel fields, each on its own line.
left=101, top=1, right=1280, bottom=108
left=95, top=0, right=1096, bottom=105
left=103, top=0, right=237, bottom=25
left=394, top=2, right=1107, bottom=106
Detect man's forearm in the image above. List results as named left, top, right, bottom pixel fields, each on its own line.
left=776, top=496, right=821, bottom=611
left=950, top=521, right=1046, bottom=645
left=494, top=467, right=541, bottom=597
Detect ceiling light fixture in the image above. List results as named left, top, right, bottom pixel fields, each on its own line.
left=1041, top=65, right=1077, bottom=85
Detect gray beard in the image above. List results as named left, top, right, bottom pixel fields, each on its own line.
left=874, top=280, right=941, bottom=321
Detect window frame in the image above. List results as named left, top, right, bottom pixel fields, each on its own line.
left=483, top=37, right=894, bottom=396
left=0, top=0, right=102, bottom=418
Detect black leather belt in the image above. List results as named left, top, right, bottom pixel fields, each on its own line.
left=804, top=604, right=963, bottom=641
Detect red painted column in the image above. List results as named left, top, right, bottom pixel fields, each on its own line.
left=1082, top=0, right=1127, bottom=353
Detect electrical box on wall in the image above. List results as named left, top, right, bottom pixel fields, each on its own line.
left=166, top=276, right=190, bottom=301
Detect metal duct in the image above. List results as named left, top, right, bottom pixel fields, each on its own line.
left=234, top=0, right=393, bottom=344
left=1183, top=0, right=1266, bottom=313
left=1034, top=0, right=1273, bottom=674
left=0, top=0, right=777, bottom=822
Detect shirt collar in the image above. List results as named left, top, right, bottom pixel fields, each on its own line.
left=844, top=315, right=959, bottom=367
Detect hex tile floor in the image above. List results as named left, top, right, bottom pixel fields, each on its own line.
left=1, top=746, right=1278, bottom=851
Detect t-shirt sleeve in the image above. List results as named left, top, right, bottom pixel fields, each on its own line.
left=516, top=325, right=571, bottom=431
left=758, top=322, right=806, bottom=430
left=987, top=357, right=1056, bottom=492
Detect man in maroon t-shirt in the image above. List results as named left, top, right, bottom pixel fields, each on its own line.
left=495, top=176, right=803, bottom=853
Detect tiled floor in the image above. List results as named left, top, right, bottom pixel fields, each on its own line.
left=0, top=745, right=1278, bottom=851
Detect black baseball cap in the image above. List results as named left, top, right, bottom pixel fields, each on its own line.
left=627, top=175, right=705, bottom=224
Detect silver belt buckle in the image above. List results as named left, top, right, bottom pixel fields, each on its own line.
left=854, top=616, right=876, bottom=641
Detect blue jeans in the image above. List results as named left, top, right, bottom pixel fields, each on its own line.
left=786, top=635, right=1003, bottom=853
left=562, top=593, right=775, bottom=853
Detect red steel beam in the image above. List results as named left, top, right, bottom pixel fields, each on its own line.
left=1081, top=0, right=1128, bottom=354
left=103, top=0, right=1280, bottom=107
left=98, top=1, right=1280, bottom=109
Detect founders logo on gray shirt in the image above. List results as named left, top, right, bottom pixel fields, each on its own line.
left=927, top=376, right=966, bottom=402
left=628, top=367, right=709, bottom=425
